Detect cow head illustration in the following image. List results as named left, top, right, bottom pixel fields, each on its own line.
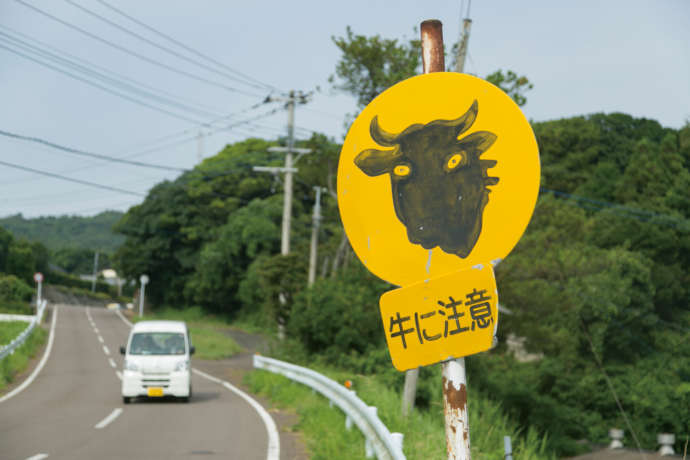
left=354, top=100, right=498, bottom=258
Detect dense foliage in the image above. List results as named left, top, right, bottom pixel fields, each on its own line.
left=0, top=225, right=49, bottom=285
left=0, top=211, right=124, bottom=252
left=113, top=112, right=689, bottom=455
left=111, top=27, right=690, bottom=457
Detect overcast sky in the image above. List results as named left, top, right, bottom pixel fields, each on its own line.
left=1, top=0, right=688, bottom=218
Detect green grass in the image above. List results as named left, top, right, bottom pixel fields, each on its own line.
left=0, top=301, right=34, bottom=315
left=0, top=323, right=47, bottom=391
left=0, top=321, right=30, bottom=345
left=131, top=306, right=243, bottom=360
left=246, top=364, right=555, bottom=460
left=246, top=370, right=367, bottom=459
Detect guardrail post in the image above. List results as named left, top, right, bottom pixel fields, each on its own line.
left=365, top=406, right=378, bottom=458
left=504, top=436, right=513, bottom=460
left=392, top=433, right=404, bottom=452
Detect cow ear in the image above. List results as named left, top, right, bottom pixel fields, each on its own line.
left=355, top=148, right=397, bottom=176
left=457, top=131, right=497, bottom=156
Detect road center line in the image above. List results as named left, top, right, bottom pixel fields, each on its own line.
left=116, top=371, right=122, bottom=380
left=94, top=408, right=123, bottom=429
left=98, top=335, right=104, bottom=343
left=108, top=358, right=117, bottom=368
left=102, top=345, right=110, bottom=355
left=25, top=454, right=49, bottom=460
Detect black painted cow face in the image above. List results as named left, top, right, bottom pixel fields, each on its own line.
left=354, top=100, right=498, bottom=258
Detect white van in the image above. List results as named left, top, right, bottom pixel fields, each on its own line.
left=120, top=320, right=195, bottom=403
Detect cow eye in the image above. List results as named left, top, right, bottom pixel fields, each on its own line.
left=446, top=153, right=466, bottom=171
left=393, top=165, right=411, bottom=177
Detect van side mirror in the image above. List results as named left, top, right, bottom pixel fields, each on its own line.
left=120, top=346, right=126, bottom=355
left=190, top=346, right=196, bottom=355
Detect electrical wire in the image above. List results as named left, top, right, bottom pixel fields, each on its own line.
left=0, top=43, right=207, bottom=125
left=0, top=32, right=223, bottom=121
left=579, top=322, right=648, bottom=460
left=12, top=0, right=264, bottom=98
left=0, top=24, right=227, bottom=117
left=0, top=129, right=189, bottom=172
left=540, top=187, right=689, bottom=230
left=0, top=159, right=145, bottom=196
left=94, top=0, right=281, bottom=93
left=64, top=0, right=275, bottom=93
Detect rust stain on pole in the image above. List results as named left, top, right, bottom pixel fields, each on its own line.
left=421, top=19, right=445, bottom=73
left=443, top=377, right=468, bottom=411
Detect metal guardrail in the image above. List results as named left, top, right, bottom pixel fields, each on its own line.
left=0, top=300, right=47, bottom=362
left=253, top=355, right=406, bottom=460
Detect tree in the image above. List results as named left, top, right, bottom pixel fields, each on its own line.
left=329, top=26, right=420, bottom=111
left=329, top=26, right=533, bottom=113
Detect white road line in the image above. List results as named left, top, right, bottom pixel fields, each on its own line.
left=98, top=335, right=104, bottom=343
left=115, top=309, right=133, bottom=327
left=111, top=309, right=280, bottom=458
left=25, top=454, right=49, bottom=460
left=0, top=306, right=58, bottom=404
left=116, top=371, right=122, bottom=380
left=193, top=368, right=280, bottom=460
left=94, top=408, right=123, bottom=429
left=102, top=345, right=110, bottom=355
left=94, top=328, right=99, bottom=334
left=108, top=358, right=117, bottom=368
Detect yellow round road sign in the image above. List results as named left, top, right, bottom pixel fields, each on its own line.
left=338, top=72, right=540, bottom=286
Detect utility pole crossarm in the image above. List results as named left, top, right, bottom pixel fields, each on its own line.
left=252, top=166, right=298, bottom=174
left=252, top=90, right=312, bottom=255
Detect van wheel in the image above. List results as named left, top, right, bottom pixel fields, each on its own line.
left=123, top=396, right=131, bottom=404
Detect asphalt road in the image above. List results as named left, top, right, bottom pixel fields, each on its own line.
left=0, top=304, right=275, bottom=460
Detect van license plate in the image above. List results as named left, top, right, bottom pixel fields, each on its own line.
left=148, top=387, right=164, bottom=397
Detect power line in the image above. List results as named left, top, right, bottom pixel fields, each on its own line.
left=94, top=0, right=281, bottom=93
left=540, top=187, right=689, bottom=230
left=0, top=32, right=223, bottom=121
left=64, top=0, right=275, bottom=92
left=580, top=322, right=648, bottom=460
left=0, top=24, right=227, bottom=118
left=13, top=0, right=265, bottom=98
left=0, top=159, right=145, bottom=197
left=0, top=43, right=207, bottom=125
left=0, top=129, right=189, bottom=172
left=0, top=106, right=287, bottom=191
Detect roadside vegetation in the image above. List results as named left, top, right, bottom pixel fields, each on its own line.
left=2, top=23, right=688, bottom=458
left=131, top=306, right=242, bottom=360
left=247, top=359, right=554, bottom=460
left=109, top=26, right=689, bottom=457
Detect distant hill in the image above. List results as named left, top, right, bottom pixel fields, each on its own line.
left=0, top=211, right=125, bottom=252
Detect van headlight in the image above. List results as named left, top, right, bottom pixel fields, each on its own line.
left=124, top=360, right=139, bottom=371
left=174, top=360, right=189, bottom=371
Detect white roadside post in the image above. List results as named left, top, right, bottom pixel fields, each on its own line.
left=33, top=272, right=43, bottom=308
left=139, top=274, right=149, bottom=317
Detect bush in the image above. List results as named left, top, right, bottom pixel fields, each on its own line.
left=45, top=270, right=111, bottom=294
left=287, top=266, right=389, bottom=361
left=0, top=274, right=33, bottom=302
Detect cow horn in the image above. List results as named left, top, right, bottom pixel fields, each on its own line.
left=370, top=116, right=399, bottom=147
left=453, top=100, right=479, bottom=137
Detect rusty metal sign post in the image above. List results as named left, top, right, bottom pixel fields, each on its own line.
left=337, top=16, right=540, bottom=460
left=421, top=19, right=472, bottom=460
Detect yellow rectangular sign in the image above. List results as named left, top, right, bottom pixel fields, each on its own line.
left=379, top=265, right=498, bottom=371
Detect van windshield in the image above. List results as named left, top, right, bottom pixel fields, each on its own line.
left=129, top=332, right=186, bottom=355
